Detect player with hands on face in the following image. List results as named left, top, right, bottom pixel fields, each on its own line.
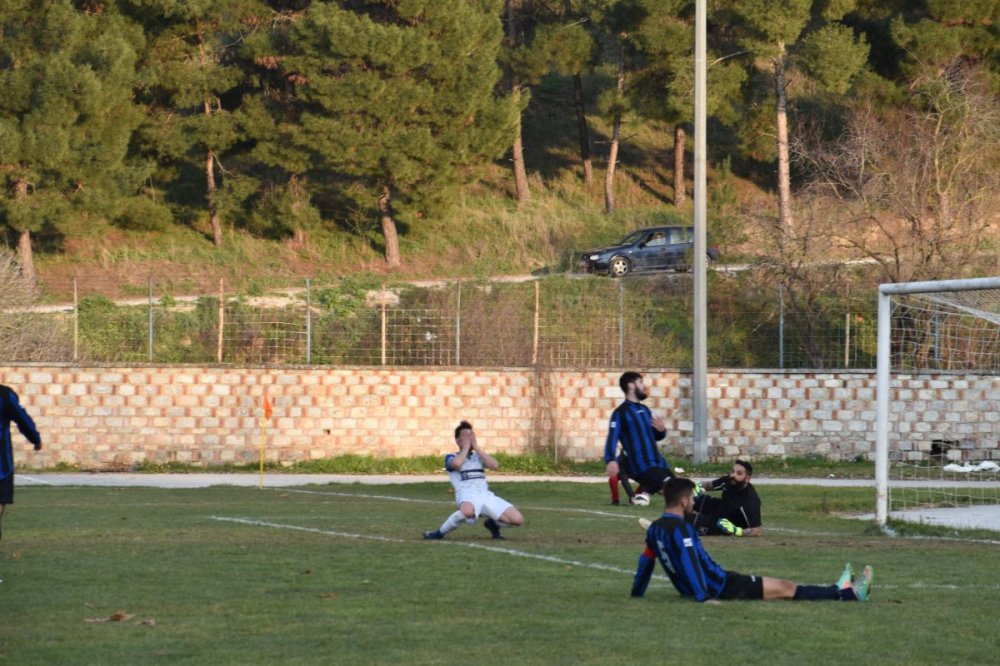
left=423, top=421, right=524, bottom=540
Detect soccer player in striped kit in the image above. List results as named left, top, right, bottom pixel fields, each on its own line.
left=604, top=372, right=674, bottom=504
left=631, top=478, right=872, bottom=602
left=0, top=384, right=42, bottom=544
left=423, top=421, right=523, bottom=540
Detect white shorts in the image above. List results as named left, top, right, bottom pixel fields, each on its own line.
left=455, top=490, right=513, bottom=521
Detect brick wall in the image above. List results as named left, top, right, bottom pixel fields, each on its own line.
left=2, top=365, right=998, bottom=469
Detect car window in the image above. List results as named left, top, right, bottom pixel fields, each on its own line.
left=618, top=230, right=646, bottom=246
left=668, top=228, right=692, bottom=244
left=646, top=232, right=666, bottom=247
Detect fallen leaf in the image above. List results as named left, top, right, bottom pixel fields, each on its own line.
left=137, top=618, right=157, bottom=626
left=320, top=592, right=338, bottom=599
left=85, top=611, right=135, bottom=623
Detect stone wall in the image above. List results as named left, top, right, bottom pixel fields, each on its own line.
left=2, top=365, right=998, bottom=469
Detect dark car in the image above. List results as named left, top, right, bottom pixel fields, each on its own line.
left=579, top=226, right=719, bottom=277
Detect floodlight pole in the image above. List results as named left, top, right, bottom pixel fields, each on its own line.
left=691, top=0, right=709, bottom=464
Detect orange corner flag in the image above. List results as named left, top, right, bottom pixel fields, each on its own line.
left=262, top=395, right=273, bottom=420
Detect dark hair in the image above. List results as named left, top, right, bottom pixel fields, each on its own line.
left=454, top=420, right=473, bottom=440
left=619, top=371, right=642, bottom=394
left=663, top=477, right=696, bottom=506
left=735, top=459, right=753, bottom=476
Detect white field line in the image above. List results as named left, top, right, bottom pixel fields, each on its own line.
left=208, top=515, right=637, bottom=577
left=208, top=515, right=1000, bottom=592
left=281, top=487, right=1000, bottom=546
left=209, top=488, right=1000, bottom=590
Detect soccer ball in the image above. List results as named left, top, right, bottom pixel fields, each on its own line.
left=631, top=492, right=651, bottom=507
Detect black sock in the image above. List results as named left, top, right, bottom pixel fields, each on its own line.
left=793, top=585, right=841, bottom=601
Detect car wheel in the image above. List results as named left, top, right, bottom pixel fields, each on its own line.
left=608, top=256, right=631, bottom=277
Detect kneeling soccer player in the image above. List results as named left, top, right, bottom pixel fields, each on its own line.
left=631, top=478, right=872, bottom=603
left=423, top=421, right=523, bottom=541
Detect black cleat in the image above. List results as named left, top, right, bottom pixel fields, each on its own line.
left=483, top=517, right=504, bottom=539
left=423, top=530, right=444, bottom=540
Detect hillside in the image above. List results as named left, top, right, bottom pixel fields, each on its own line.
left=29, top=73, right=771, bottom=303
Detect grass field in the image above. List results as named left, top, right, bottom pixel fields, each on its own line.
left=2, top=481, right=998, bottom=665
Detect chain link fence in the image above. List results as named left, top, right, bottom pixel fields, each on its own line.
left=3, top=272, right=880, bottom=369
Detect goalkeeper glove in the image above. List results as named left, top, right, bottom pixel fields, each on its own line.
left=692, top=481, right=705, bottom=499
left=717, top=518, right=743, bottom=537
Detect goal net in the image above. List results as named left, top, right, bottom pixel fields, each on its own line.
left=875, top=277, right=1000, bottom=528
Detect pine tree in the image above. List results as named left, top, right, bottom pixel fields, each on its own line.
left=0, top=1, right=143, bottom=280
left=125, top=0, right=268, bottom=247
left=718, top=0, right=869, bottom=229
left=541, top=8, right=596, bottom=183
left=264, top=0, right=517, bottom=268
left=889, top=1, right=1000, bottom=81
left=627, top=0, right=745, bottom=206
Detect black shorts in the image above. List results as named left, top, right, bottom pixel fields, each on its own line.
left=719, top=572, right=764, bottom=601
left=0, top=474, right=13, bottom=505
left=632, top=467, right=673, bottom=494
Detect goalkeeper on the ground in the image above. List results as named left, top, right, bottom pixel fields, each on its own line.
left=688, top=459, right=762, bottom=537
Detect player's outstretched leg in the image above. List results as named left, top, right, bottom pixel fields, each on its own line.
left=423, top=509, right=467, bottom=540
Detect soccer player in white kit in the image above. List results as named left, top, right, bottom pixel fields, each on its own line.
left=423, top=421, right=524, bottom=540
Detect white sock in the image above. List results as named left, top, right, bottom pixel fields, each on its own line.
left=438, top=510, right=467, bottom=535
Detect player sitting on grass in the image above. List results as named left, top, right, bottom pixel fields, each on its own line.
left=688, top=459, right=762, bottom=537
left=423, top=421, right=524, bottom=541
left=631, top=478, right=872, bottom=603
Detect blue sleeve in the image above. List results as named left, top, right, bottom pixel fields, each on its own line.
left=603, top=409, right=621, bottom=463
left=631, top=531, right=656, bottom=597
left=6, top=390, right=40, bottom=446
left=444, top=454, right=455, bottom=471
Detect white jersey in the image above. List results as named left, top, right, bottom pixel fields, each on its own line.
left=445, top=451, right=490, bottom=496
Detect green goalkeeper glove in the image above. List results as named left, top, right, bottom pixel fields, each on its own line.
left=693, top=481, right=705, bottom=498
left=717, top=518, right=743, bottom=537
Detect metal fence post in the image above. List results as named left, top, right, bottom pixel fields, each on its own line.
left=532, top=281, right=540, bottom=366
left=73, top=277, right=79, bottom=362
left=381, top=284, right=387, bottom=366
left=147, top=276, right=154, bottom=362
left=455, top=280, right=461, bottom=365
left=216, top=278, right=224, bottom=364
left=618, top=281, right=625, bottom=367
left=778, top=283, right=785, bottom=369
left=305, top=278, right=312, bottom=365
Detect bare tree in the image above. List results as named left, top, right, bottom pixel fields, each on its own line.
left=795, top=65, right=1000, bottom=283
left=0, top=248, right=72, bottom=362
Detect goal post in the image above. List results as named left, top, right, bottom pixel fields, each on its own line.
left=875, top=276, right=1000, bottom=527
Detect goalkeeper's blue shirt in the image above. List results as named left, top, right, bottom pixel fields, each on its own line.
left=0, top=385, right=41, bottom=481
left=631, top=512, right=728, bottom=602
left=603, top=400, right=668, bottom=476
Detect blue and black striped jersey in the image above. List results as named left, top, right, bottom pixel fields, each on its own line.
left=603, top=400, right=668, bottom=476
left=632, top=512, right=728, bottom=601
left=0, top=385, right=41, bottom=480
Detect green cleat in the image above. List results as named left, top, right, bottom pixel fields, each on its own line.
left=855, top=565, right=873, bottom=602
left=836, top=563, right=854, bottom=591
